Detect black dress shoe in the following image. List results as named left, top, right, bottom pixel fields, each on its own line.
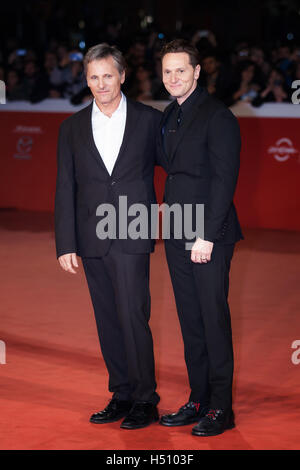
left=120, top=402, right=159, bottom=429
left=90, top=398, right=133, bottom=424
left=192, top=408, right=235, bottom=436
left=160, top=402, right=209, bottom=427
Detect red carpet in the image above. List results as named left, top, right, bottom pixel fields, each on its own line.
left=0, top=210, right=300, bottom=450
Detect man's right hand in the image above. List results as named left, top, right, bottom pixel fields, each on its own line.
left=58, top=253, right=78, bottom=274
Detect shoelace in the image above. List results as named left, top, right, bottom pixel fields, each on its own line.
left=206, top=409, right=221, bottom=420
left=180, top=401, right=198, bottom=411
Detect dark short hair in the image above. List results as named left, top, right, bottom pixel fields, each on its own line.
left=160, top=39, right=200, bottom=68
left=83, top=43, right=126, bottom=75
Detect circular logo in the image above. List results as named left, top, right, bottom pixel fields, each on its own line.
left=268, top=137, right=298, bottom=162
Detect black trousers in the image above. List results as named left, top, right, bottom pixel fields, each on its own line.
left=82, top=242, right=159, bottom=405
left=165, top=239, right=235, bottom=410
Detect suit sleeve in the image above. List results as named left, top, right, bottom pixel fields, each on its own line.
left=54, top=120, right=77, bottom=258
left=204, top=107, right=241, bottom=242
left=152, top=108, right=163, bottom=167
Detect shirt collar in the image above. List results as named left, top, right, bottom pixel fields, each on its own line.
left=177, top=84, right=203, bottom=114
left=93, top=91, right=126, bottom=117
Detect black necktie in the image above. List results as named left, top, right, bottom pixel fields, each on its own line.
left=176, top=106, right=182, bottom=127
left=164, top=105, right=182, bottom=159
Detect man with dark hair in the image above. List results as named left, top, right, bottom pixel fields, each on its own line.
left=157, top=39, right=243, bottom=436
left=55, top=43, right=161, bottom=429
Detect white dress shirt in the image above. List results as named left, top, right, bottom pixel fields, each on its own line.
left=91, top=92, right=127, bottom=175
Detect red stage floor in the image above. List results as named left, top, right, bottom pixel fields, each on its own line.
left=0, top=210, right=300, bottom=450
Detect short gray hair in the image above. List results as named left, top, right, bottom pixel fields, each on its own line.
left=83, top=43, right=125, bottom=75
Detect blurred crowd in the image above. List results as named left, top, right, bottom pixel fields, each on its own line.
left=1, top=30, right=300, bottom=107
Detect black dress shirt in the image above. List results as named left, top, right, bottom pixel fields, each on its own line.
left=163, top=85, right=203, bottom=158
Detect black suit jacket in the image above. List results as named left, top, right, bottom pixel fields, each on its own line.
left=55, top=98, right=162, bottom=258
left=157, top=87, right=243, bottom=245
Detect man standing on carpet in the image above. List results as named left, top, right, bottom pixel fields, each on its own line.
left=157, top=39, right=243, bottom=436
left=55, top=43, right=161, bottom=429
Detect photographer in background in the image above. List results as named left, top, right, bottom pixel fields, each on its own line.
left=61, top=51, right=87, bottom=98
left=252, top=67, right=289, bottom=107
left=6, top=69, right=26, bottom=101
left=22, top=60, right=50, bottom=103
left=226, top=60, right=261, bottom=106
left=198, top=50, right=232, bottom=104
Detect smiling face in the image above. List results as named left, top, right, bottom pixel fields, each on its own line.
left=162, top=52, right=200, bottom=105
left=86, top=56, right=125, bottom=110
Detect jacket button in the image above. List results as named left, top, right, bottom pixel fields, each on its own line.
left=111, top=180, right=116, bottom=186
left=168, top=175, right=173, bottom=181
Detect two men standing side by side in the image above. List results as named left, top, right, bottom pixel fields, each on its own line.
left=55, top=39, right=243, bottom=437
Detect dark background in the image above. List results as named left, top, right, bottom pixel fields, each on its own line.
left=1, top=0, right=300, bottom=53
left=1, top=0, right=300, bottom=106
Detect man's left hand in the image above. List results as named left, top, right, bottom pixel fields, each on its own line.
left=191, top=238, right=214, bottom=263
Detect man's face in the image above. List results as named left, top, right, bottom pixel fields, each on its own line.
left=162, top=52, right=200, bottom=103
left=86, top=56, right=125, bottom=107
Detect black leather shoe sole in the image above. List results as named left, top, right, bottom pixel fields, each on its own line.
left=192, top=421, right=235, bottom=436
left=159, top=416, right=201, bottom=427
left=90, top=411, right=129, bottom=424
left=120, top=415, right=159, bottom=430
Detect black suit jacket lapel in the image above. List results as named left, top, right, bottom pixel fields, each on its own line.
left=111, top=98, right=141, bottom=177
left=79, top=101, right=109, bottom=173
left=158, top=100, right=176, bottom=169
left=169, top=89, right=210, bottom=164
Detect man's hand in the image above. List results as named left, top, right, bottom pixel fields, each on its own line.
left=191, top=238, right=214, bottom=264
left=58, top=253, right=78, bottom=274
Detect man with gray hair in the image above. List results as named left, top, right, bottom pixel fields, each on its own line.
left=55, top=43, right=162, bottom=429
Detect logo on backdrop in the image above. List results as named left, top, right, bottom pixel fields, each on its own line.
left=0, top=340, right=6, bottom=364
left=14, top=136, right=33, bottom=159
left=268, top=138, right=299, bottom=162
left=13, top=125, right=43, bottom=134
